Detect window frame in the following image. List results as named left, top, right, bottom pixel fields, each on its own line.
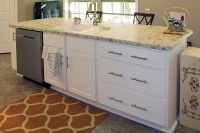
left=63, top=0, right=138, bottom=22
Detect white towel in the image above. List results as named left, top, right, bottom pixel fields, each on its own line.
left=42, top=47, right=60, bottom=77
left=42, top=50, right=49, bottom=60
left=48, top=52, right=59, bottom=77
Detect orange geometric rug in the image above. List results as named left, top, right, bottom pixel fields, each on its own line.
left=0, top=88, right=108, bottom=133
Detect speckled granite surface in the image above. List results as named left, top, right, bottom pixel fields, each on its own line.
left=9, top=18, right=193, bottom=51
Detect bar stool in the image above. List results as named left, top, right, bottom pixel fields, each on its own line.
left=133, top=12, right=155, bottom=25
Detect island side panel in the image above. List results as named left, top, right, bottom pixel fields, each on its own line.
left=166, top=39, right=187, bottom=130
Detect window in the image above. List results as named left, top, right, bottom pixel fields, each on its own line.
left=63, top=0, right=138, bottom=23
left=102, top=0, right=136, bottom=23
left=69, top=0, right=97, bottom=19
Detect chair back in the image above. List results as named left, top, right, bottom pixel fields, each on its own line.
left=133, top=12, right=155, bottom=25
left=85, top=11, right=103, bottom=20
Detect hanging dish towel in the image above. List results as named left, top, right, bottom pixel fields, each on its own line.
left=42, top=47, right=60, bottom=77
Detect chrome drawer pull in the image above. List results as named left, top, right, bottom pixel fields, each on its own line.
left=108, top=72, right=123, bottom=77
left=60, top=54, right=63, bottom=66
left=109, top=97, right=123, bottom=103
left=108, top=51, right=122, bottom=55
left=131, top=55, right=147, bottom=60
left=131, top=104, right=147, bottom=111
left=131, top=78, right=147, bottom=83
left=67, top=56, right=70, bottom=68
left=13, top=32, right=16, bottom=41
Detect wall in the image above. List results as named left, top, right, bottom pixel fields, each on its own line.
left=17, top=0, right=26, bottom=22
left=25, top=0, right=42, bottom=20
left=138, top=0, right=200, bottom=47
left=18, top=0, right=63, bottom=21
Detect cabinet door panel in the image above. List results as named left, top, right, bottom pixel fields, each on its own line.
left=67, top=52, right=96, bottom=101
left=44, top=47, right=67, bottom=89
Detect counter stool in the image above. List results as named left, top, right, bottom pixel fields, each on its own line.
left=85, top=11, right=103, bottom=20
left=133, top=12, right=155, bottom=25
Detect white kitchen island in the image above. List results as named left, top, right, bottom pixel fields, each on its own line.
left=9, top=18, right=193, bottom=133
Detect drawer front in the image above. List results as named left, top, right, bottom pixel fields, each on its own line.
left=97, top=42, right=166, bottom=70
left=43, top=33, right=65, bottom=48
left=98, top=58, right=166, bottom=98
left=98, top=82, right=165, bottom=126
left=67, top=36, right=94, bottom=54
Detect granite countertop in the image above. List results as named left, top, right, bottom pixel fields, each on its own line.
left=9, top=18, right=193, bottom=51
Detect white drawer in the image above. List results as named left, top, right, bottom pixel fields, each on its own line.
left=67, top=36, right=95, bottom=54
left=97, top=41, right=166, bottom=70
left=98, top=82, right=165, bottom=126
left=97, top=58, right=166, bottom=98
left=43, top=33, right=65, bottom=48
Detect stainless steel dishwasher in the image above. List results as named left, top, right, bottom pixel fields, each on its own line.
left=16, top=29, right=44, bottom=83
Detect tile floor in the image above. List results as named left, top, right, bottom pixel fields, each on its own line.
left=0, top=53, right=199, bottom=133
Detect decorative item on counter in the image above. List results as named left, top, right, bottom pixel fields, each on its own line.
left=46, top=9, right=51, bottom=18
left=163, top=7, right=190, bottom=34
left=52, top=9, right=58, bottom=18
left=73, top=17, right=81, bottom=25
left=168, top=12, right=185, bottom=32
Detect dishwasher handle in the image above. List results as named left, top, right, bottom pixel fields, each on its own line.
left=19, top=34, right=35, bottom=39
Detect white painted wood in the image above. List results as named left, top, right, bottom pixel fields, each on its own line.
left=43, top=33, right=65, bottom=48
left=63, top=0, right=70, bottom=18
left=52, top=85, right=176, bottom=133
left=0, top=0, right=16, bottom=53
left=10, top=27, right=16, bottom=70
left=40, top=32, right=187, bottom=133
left=67, top=36, right=95, bottom=54
left=179, top=46, right=200, bottom=131
left=67, top=51, right=96, bottom=101
left=96, top=41, right=166, bottom=70
left=98, top=58, right=166, bottom=98
left=44, top=46, right=67, bottom=89
left=98, top=81, right=165, bottom=126
left=166, top=40, right=187, bottom=129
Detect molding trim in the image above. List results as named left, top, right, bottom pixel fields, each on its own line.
left=135, top=0, right=138, bottom=12
left=14, top=0, right=18, bottom=22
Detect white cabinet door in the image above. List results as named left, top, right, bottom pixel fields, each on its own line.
left=10, top=27, right=17, bottom=70
left=44, top=48, right=67, bottom=90
left=67, top=51, right=96, bottom=101
left=0, top=0, right=17, bottom=53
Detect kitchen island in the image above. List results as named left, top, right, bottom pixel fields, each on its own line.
left=10, top=18, right=193, bottom=133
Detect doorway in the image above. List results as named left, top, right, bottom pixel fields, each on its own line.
left=0, top=0, right=17, bottom=53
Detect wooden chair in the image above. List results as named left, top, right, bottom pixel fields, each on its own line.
left=85, top=11, right=103, bottom=20
left=133, top=12, right=155, bottom=25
